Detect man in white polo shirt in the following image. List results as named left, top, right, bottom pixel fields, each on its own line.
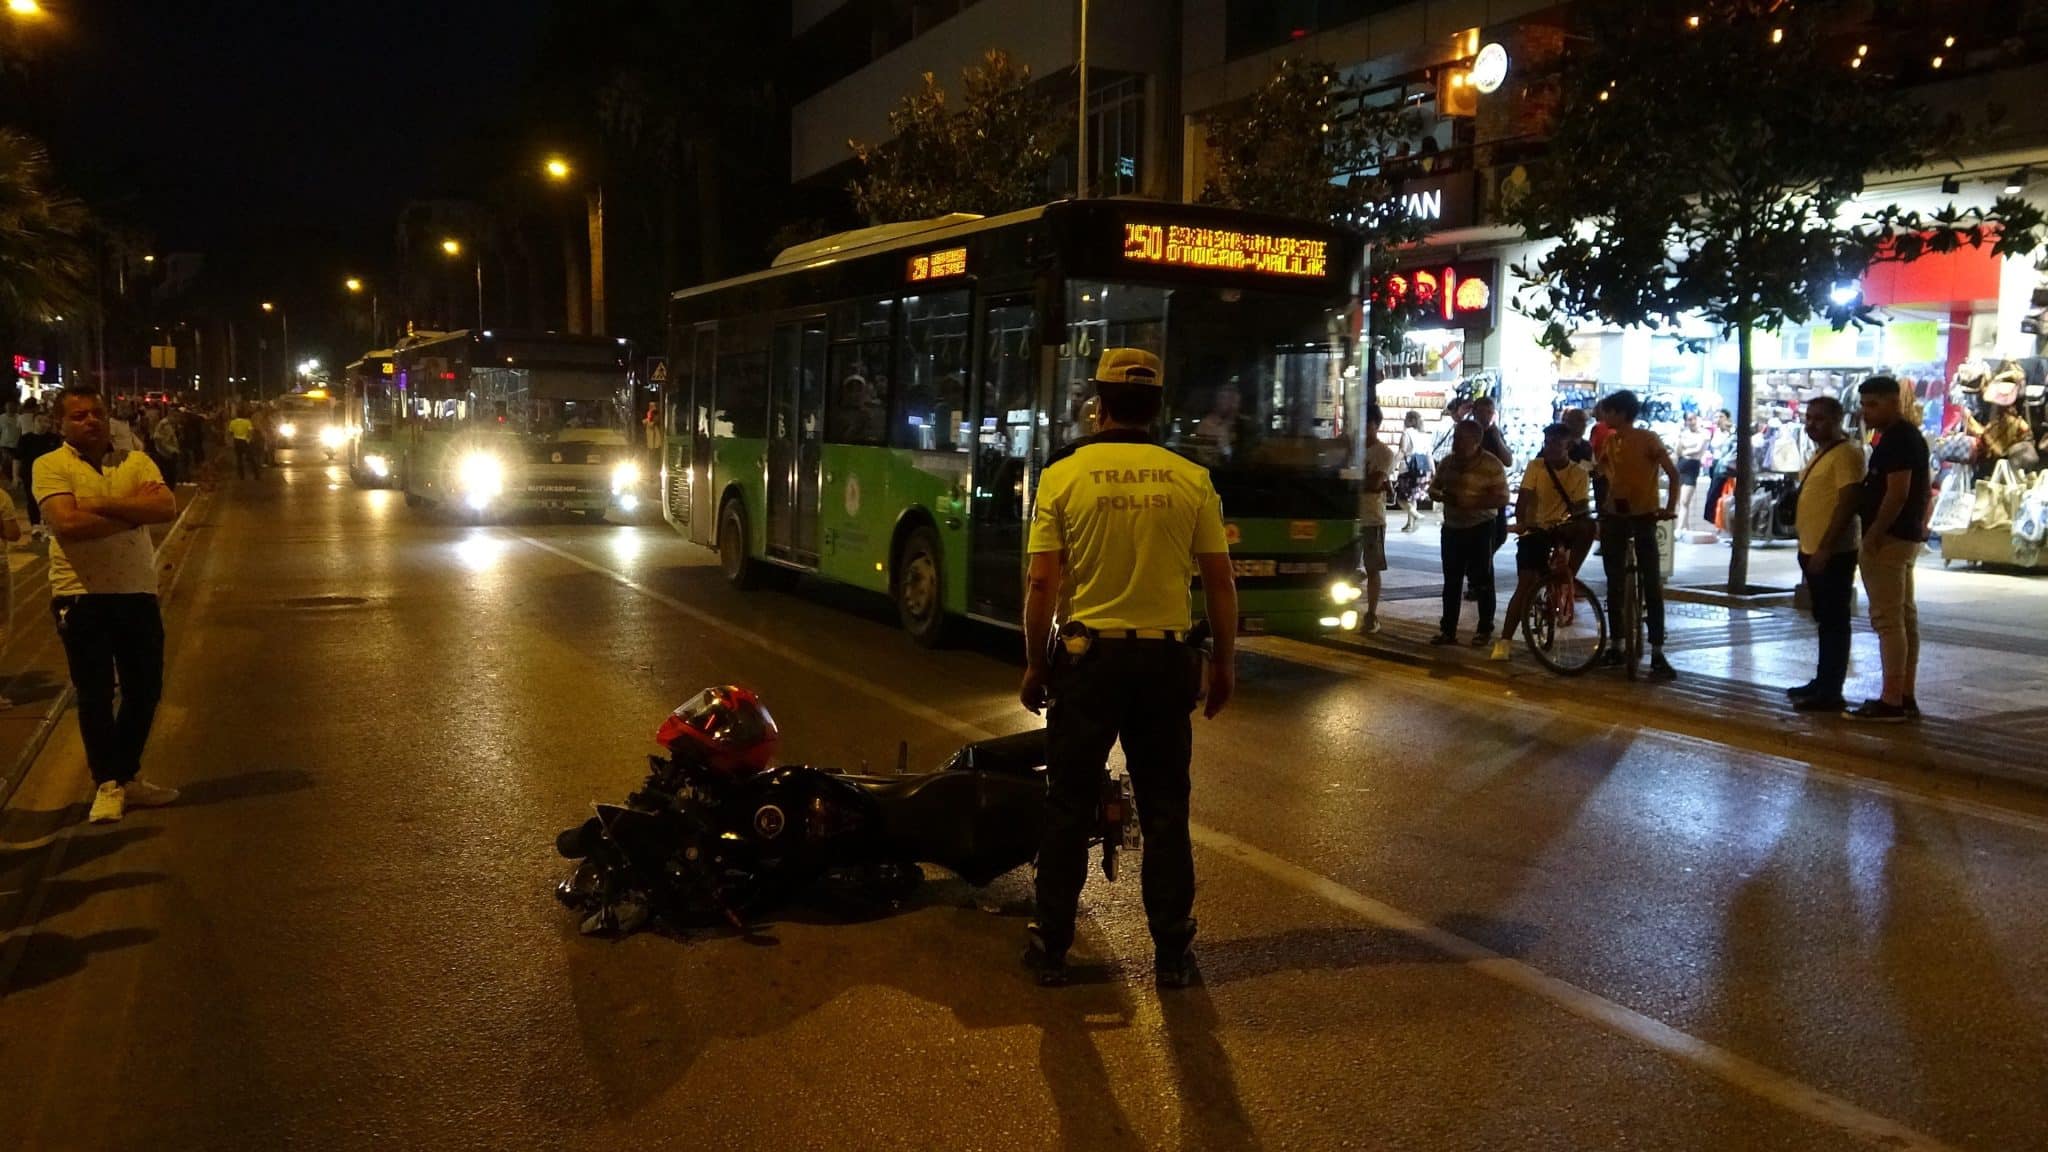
left=34, top=385, right=180, bottom=824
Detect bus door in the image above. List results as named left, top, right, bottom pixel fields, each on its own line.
left=687, top=323, right=717, bottom=545
left=767, top=317, right=828, bottom=563
left=968, top=293, right=1038, bottom=619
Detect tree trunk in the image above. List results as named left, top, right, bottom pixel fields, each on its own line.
left=1728, top=319, right=1756, bottom=592
left=562, top=222, right=585, bottom=335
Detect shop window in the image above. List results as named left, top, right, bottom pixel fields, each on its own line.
left=893, top=290, right=972, bottom=451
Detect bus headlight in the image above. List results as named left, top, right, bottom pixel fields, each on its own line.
left=1330, top=580, right=1362, bottom=605
left=364, top=454, right=391, bottom=479
left=277, top=422, right=298, bottom=441
left=610, top=459, right=641, bottom=495
left=1339, top=609, right=1360, bottom=631
left=457, top=452, right=505, bottom=510
left=318, top=425, right=347, bottom=449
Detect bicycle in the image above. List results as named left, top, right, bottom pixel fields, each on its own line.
left=1604, top=510, right=1674, bottom=681
left=1522, top=535, right=1606, bottom=675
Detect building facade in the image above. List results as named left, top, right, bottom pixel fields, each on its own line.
left=789, top=0, right=1182, bottom=203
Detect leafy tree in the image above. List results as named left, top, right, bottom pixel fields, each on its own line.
left=1197, top=58, right=1428, bottom=356
left=1509, top=0, right=2047, bottom=590
left=849, top=51, right=1064, bottom=223
left=0, top=127, right=90, bottom=328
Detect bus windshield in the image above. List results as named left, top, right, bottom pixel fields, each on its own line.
left=474, top=367, right=631, bottom=444
left=1061, top=281, right=1360, bottom=515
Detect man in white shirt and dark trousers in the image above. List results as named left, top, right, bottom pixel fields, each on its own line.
left=33, top=385, right=181, bottom=824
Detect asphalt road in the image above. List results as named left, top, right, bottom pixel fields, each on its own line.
left=2, top=452, right=2045, bottom=1152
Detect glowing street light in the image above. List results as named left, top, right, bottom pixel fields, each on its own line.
left=442, top=239, right=482, bottom=329
left=7, top=0, right=43, bottom=18
left=345, top=277, right=380, bottom=344
left=261, top=301, right=275, bottom=313
left=142, top=254, right=157, bottom=265
left=540, top=154, right=605, bottom=334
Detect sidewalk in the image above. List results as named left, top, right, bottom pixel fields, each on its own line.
left=0, top=487, right=207, bottom=811
left=1325, top=515, right=2048, bottom=791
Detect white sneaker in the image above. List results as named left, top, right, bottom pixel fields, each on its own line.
left=89, top=781, right=126, bottom=824
left=123, top=778, right=180, bottom=808
left=1489, top=639, right=1512, bottom=662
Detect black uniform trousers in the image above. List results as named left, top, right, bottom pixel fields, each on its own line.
left=52, top=593, right=165, bottom=785
left=1036, top=638, right=1201, bottom=959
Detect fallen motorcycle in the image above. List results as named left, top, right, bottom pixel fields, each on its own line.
left=555, top=685, right=1139, bottom=936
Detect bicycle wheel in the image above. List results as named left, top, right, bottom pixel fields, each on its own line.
left=1524, top=579, right=1607, bottom=675
left=1619, top=566, right=1643, bottom=680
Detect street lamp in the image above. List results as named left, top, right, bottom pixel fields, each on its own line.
left=344, top=276, right=379, bottom=345
left=261, top=301, right=289, bottom=400
left=441, top=238, right=483, bottom=331
left=543, top=155, right=606, bottom=335
left=6, top=0, right=42, bottom=18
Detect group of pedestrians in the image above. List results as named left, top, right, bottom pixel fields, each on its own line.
left=1788, top=377, right=1928, bottom=722
left=1373, top=377, right=1928, bottom=721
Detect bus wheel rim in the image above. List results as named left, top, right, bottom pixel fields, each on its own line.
left=903, top=553, right=935, bottom=620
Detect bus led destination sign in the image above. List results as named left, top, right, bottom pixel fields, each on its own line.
left=1123, top=223, right=1329, bottom=279
left=907, top=247, right=968, bottom=282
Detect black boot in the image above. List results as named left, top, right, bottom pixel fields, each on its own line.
left=1153, top=918, right=1198, bottom=990
left=1022, top=923, right=1068, bottom=988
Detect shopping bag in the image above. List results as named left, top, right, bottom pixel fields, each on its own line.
left=1972, top=461, right=2023, bottom=532
left=2015, top=471, right=2048, bottom=546
left=1929, top=468, right=1974, bottom=535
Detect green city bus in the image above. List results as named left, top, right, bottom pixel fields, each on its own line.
left=660, top=198, right=1367, bottom=644
left=343, top=347, right=397, bottom=486
left=393, top=330, right=646, bottom=520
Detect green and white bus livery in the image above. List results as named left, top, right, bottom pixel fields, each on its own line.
left=660, top=198, right=1368, bottom=643
left=343, top=346, right=398, bottom=486
left=393, top=330, right=644, bottom=520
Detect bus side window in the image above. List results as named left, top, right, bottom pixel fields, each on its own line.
left=894, top=289, right=970, bottom=452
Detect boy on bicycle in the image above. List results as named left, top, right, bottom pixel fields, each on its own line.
left=1596, top=390, right=1681, bottom=680
left=1494, top=423, right=1591, bottom=662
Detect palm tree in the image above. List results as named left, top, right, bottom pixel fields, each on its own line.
left=0, top=127, right=90, bottom=327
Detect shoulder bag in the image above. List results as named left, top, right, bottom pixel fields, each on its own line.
left=1782, top=439, right=1847, bottom=532
left=1541, top=462, right=1597, bottom=549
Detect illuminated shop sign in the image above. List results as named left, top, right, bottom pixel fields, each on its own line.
left=12, top=355, right=46, bottom=376
left=1122, top=223, right=1331, bottom=279
left=1383, top=259, right=1498, bottom=328
left=907, top=247, right=968, bottom=282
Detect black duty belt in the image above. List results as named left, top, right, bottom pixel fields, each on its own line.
left=1090, top=628, right=1183, bottom=642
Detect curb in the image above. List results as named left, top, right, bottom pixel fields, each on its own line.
left=0, top=487, right=209, bottom=813
left=1277, top=627, right=2048, bottom=796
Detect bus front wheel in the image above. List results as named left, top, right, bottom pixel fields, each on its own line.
left=895, top=525, right=949, bottom=647
left=720, top=498, right=763, bottom=589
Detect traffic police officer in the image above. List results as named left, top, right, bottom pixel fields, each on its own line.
left=1019, top=347, right=1239, bottom=989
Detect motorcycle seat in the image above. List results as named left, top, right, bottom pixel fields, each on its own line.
left=937, top=729, right=1047, bottom=777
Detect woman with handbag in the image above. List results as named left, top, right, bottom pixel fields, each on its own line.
left=1492, top=422, right=1594, bottom=662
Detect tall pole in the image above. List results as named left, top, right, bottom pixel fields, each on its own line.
left=281, top=309, right=289, bottom=399
left=371, top=295, right=379, bottom=347
left=587, top=188, right=606, bottom=336
left=1077, top=0, right=1089, bottom=199
left=474, top=255, right=485, bottom=331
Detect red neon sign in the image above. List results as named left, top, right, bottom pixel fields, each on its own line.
left=1382, top=260, right=1497, bottom=328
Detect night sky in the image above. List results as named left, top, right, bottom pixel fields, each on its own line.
left=15, top=0, right=548, bottom=310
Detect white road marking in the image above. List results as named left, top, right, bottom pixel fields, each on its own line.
left=519, top=533, right=1962, bottom=1152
